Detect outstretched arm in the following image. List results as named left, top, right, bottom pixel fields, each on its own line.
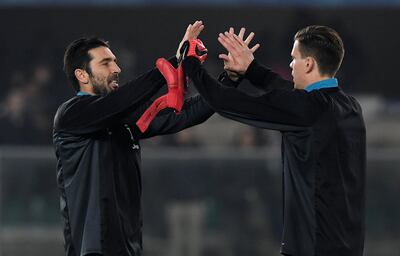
left=55, top=67, right=167, bottom=134
left=183, top=56, right=321, bottom=129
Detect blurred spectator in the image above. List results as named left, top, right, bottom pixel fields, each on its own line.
left=232, top=126, right=268, bottom=148
left=0, top=63, right=54, bottom=144
left=160, top=129, right=202, bottom=148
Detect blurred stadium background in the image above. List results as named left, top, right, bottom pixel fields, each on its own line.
left=0, top=0, right=399, bottom=255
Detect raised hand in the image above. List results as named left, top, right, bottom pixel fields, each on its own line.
left=221, top=27, right=249, bottom=81
left=176, top=20, right=205, bottom=60
left=218, top=27, right=260, bottom=76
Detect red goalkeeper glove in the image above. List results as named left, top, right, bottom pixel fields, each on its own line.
left=136, top=58, right=186, bottom=133
left=180, top=39, right=208, bottom=63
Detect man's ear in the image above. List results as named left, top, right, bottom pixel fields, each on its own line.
left=74, top=69, right=89, bottom=84
left=305, top=57, right=315, bottom=74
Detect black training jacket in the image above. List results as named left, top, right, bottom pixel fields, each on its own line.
left=183, top=57, right=366, bottom=256
left=53, top=61, right=213, bottom=256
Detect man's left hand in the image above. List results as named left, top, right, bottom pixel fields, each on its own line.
left=218, top=27, right=260, bottom=76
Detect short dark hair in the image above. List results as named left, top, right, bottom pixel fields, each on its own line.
left=63, top=37, right=110, bottom=92
left=294, top=25, right=344, bottom=77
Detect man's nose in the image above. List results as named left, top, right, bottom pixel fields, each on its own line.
left=112, top=63, right=121, bottom=73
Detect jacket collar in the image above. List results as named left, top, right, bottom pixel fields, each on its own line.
left=304, top=78, right=338, bottom=92
left=76, top=91, right=94, bottom=96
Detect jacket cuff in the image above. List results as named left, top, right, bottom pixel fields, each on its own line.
left=244, top=59, right=268, bottom=84
left=218, top=71, right=242, bottom=88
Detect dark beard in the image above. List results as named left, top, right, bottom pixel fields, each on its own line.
left=92, top=83, right=108, bottom=96
left=89, top=74, right=109, bottom=96
left=89, top=73, right=119, bottom=96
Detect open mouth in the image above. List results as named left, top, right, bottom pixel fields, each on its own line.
left=110, top=80, right=119, bottom=90
left=108, top=74, right=120, bottom=90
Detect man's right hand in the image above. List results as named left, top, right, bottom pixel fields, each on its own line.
left=218, top=27, right=260, bottom=77
left=180, top=39, right=208, bottom=63
left=176, top=21, right=205, bottom=60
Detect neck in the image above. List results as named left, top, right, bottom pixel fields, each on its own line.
left=79, top=84, right=96, bottom=95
